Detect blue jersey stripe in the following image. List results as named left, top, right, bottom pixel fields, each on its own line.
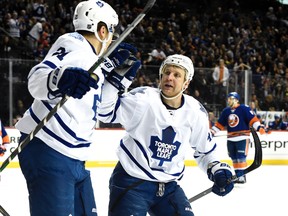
left=29, top=107, right=90, bottom=148
left=120, top=140, right=157, bottom=180
left=42, top=101, right=87, bottom=142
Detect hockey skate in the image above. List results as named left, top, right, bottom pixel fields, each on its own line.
left=234, top=175, right=246, bottom=184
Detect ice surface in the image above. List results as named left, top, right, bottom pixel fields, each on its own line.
left=0, top=165, right=287, bottom=216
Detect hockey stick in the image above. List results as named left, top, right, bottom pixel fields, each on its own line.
left=0, top=205, right=9, bottom=216
left=189, top=127, right=262, bottom=203
left=0, top=0, right=156, bottom=173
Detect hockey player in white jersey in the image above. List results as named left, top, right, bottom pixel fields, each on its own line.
left=14, top=1, right=131, bottom=215
left=97, top=54, right=235, bottom=215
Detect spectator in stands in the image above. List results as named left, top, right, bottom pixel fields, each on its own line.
left=1, top=0, right=288, bottom=126
left=13, top=99, right=26, bottom=119
left=143, top=46, right=166, bottom=65
left=27, top=17, right=46, bottom=53
left=260, top=94, right=278, bottom=111
left=280, top=94, right=288, bottom=111
left=0, top=35, right=12, bottom=58
left=256, top=114, right=266, bottom=125
left=212, top=59, right=230, bottom=109
left=32, top=0, right=47, bottom=20
left=251, top=94, right=261, bottom=111
left=268, top=114, right=288, bottom=130
left=6, top=11, right=20, bottom=39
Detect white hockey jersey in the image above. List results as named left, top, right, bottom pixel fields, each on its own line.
left=16, top=32, right=104, bottom=161
left=97, top=84, right=220, bottom=182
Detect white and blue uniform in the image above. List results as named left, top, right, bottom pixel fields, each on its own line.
left=16, top=32, right=103, bottom=216
left=98, top=85, right=219, bottom=180
left=97, top=84, right=221, bottom=215
left=16, top=32, right=104, bottom=160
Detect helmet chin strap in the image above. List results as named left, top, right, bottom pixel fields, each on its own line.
left=95, top=31, right=113, bottom=56
left=160, top=81, right=188, bottom=100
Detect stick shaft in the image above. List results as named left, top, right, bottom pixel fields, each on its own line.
left=0, top=205, right=10, bottom=216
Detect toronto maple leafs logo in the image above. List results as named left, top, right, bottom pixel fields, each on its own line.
left=149, top=126, right=181, bottom=166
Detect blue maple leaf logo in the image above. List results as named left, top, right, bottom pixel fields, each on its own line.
left=149, top=126, right=181, bottom=166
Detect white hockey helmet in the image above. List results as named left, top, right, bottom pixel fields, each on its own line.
left=73, top=0, right=118, bottom=39
left=159, top=54, right=194, bottom=81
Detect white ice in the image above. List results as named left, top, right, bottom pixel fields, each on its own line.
left=0, top=165, right=287, bottom=216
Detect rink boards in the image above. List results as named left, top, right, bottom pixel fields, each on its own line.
left=1, top=128, right=288, bottom=168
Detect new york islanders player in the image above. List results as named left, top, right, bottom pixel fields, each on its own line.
left=97, top=54, right=234, bottom=216
left=14, top=1, right=131, bottom=215
left=211, top=92, right=266, bottom=184
left=0, top=119, right=9, bottom=156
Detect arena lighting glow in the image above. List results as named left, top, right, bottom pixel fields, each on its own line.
left=278, top=0, right=288, bottom=5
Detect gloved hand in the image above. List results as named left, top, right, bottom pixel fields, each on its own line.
left=106, top=55, right=141, bottom=91
left=257, top=125, right=271, bottom=135
left=48, top=66, right=98, bottom=99
left=0, top=145, right=6, bottom=156
left=207, top=161, right=234, bottom=196
left=102, top=43, right=137, bottom=77
left=210, top=129, right=216, bottom=137
left=210, top=126, right=220, bottom=137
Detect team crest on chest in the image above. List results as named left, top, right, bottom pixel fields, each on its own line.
left=149, top=126, right=180, bottom=166
left=228, top=114, right=239, bottom=127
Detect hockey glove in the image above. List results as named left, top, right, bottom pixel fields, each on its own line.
left=0, top=145, right=6, bottom=156
left=257, top=125, right=271, bottom=135
left=102, top=43, right=137, bottom=77
left=207, top=161, right=234, bottom=196
left=48, top=66, right=98, bottom=99
left=106, top=55, right=141, bottom=91
left=210, top=126, right=220, bottom=137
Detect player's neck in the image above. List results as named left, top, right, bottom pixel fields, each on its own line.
left=231, top=103, right=240, bottom=109
left=84, top=35, right=101, bottom=54
left=161, top=95, right=182, bottom=109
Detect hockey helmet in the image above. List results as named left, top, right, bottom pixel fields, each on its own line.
left=227, top=92, right=240, bottom=100
left=73, top=0, right=118, bottom=36
left=159, top=54, right=194, bottom=81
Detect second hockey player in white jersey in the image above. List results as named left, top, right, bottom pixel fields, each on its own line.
left=98, top=54, right=235, bottom=216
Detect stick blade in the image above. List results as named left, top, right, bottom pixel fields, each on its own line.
left=244, top=127, right=262, bottom=174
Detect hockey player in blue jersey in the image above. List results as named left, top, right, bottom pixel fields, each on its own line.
left=0, top=119, right=9, bottom=156
left=211, top=92, right=266, bottom=184
left=98, top=54, right=235, bottom=216
left=14, top=1, right=132, bottom=215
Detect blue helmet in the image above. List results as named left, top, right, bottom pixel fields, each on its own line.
left=228, top=92, right=240, bottom=100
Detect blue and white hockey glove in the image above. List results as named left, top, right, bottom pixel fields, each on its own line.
left=102, top=43, right=137, bottom=77
left=106, top=55, right=141, bottom=91
left=257, top=125, right=271, bottom=135
left=48, top=66, right=98, bottom=99
left=0, top=145, right=6, bottom=156
left=207, top=161, right=234, bottom=196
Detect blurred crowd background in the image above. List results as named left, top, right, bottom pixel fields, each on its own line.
left=0, top=0, right=288, bottom=129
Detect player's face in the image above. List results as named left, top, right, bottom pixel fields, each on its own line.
left=227, top=97, right=237, bottom=107
left=160, top=65, right=186, bottom=97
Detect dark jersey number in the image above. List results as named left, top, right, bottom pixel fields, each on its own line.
left=52, top=47, right=69, bottom=61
